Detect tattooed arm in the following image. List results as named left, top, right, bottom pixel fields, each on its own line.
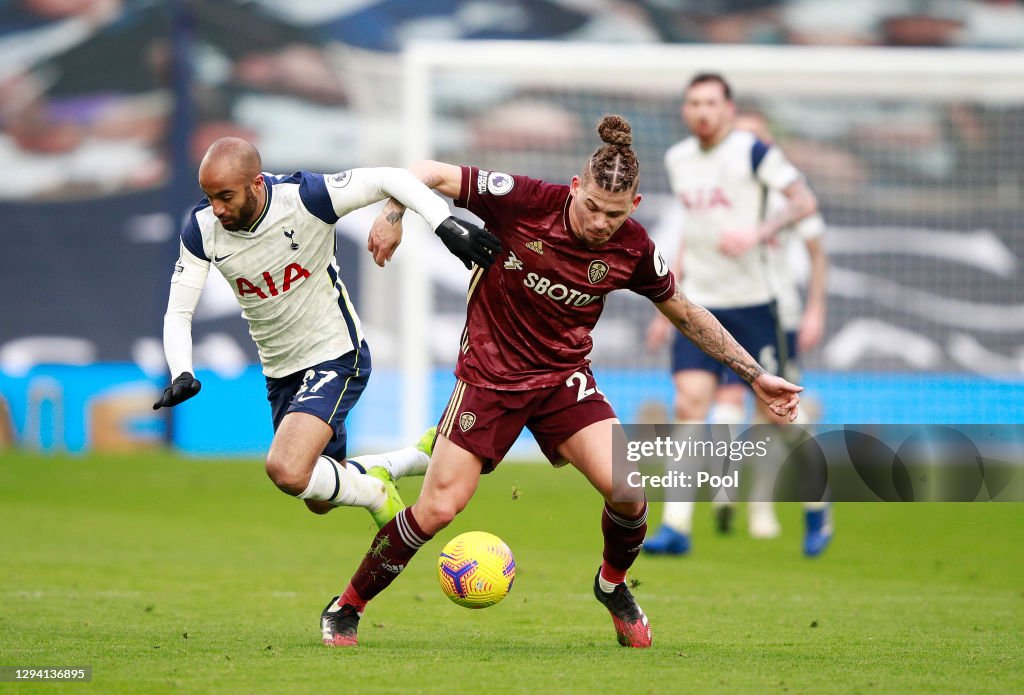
left=367, top=161, right=466, bottom=267
left=656, top=287, right=803, bottom=418
left=658, top=287, right=765, bottom=383
left=366, top=198, right=407, bottom=267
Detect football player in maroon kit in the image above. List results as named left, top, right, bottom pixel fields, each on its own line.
left=321, top=115, right=802, bottom=649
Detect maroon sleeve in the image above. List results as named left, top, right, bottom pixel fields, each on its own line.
left=628, top=230, right=676, bottom=303
left=455, top=166, right=536, bottom=229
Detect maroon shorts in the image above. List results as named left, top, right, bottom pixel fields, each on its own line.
left=437, top=368, right=617, bottom=472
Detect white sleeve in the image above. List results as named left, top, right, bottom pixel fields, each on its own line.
left=756, top=146, right=801, bottom=191
left=650, top=197, right=687, bottom=266
left=163, top=244, right=209, bottom=378
left=663, top=141, right=686, bottom=195
left=326, top=167, right=451, bottom=230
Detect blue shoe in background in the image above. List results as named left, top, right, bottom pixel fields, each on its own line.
left=803, top=505, right=833, bottom=557
left=642, top=524, right=691, bottom=556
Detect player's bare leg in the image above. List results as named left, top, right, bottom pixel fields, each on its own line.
left=559, top=419, right=653, bottom=648
left=265, top=412, right=399, bottom=524
left=265, top=412, right=332, bottom=494
left=409, top=434, right=484, bottom=534
left=323, top=435, right=484, bottom=646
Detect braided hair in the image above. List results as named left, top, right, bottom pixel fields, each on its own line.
left=584, top=115, right=639, bottom=194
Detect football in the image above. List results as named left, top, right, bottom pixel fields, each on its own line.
left=437, top=531, right=516, bottom=608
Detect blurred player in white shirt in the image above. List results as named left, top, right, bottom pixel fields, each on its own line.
left=644, top=75, right=832, bottom=557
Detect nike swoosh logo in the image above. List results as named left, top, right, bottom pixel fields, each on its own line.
left=296, top=395, right=322, bottom=402
left=214, top=253, right=234, bottom=262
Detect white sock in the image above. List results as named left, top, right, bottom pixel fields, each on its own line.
left=349, top=445, right=429, bottom=480
left=297, top=456, right=387, bottom=510
left=661, top=501, right=694, bottom=533
left=748, top=501, right=778, bottom=521
left=598, top=574, right=619, bottom=594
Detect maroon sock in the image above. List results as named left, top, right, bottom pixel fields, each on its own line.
left=339, top=508, right=432, bottom=608
left=601, top=500, right=648, bottom=578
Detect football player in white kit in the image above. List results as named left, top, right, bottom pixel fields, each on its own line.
left=154, top=137, right=501, bottom=528
left=643, top=74, right=831, bottom=556
left=713, top=113, right=831, bottom=552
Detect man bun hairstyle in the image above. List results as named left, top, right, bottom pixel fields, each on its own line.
left=587, top=114, right=639, bottom=194
left=597, top=115, right=632, bottom=147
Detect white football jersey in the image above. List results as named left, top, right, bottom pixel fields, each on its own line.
left=170, top=168, right=449, bottom=378
left=664, top=129, right=801, bottom=308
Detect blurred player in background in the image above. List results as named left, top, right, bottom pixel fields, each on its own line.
left=709, top=113, right=831, bottom=548
left=154, top=137, right=500, bottom=526
left=643, top=74, right=832, bottom=557
left=322, top=115, right=803, bottom=650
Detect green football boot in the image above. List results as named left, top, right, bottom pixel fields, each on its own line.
left=365, top=466, right=405, bottom=529
left=416, top=426, right=437, bottom=457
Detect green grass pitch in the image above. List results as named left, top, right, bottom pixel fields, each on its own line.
left=1, top=451, right=1021, bottom=694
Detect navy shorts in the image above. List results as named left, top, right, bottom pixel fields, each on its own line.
left=671, top=304, right=795, bottom=386
left=265, top=342, right=371, bottom=461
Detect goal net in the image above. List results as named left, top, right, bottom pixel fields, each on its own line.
left=372, top=42, right=1023, bottom=445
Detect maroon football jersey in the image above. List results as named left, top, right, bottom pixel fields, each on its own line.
left=452, top=166, right=675, bottom=390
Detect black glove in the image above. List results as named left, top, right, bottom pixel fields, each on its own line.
left=153, top=372, right=202, bottom=410
left=434, top=216, right=502, bottom=270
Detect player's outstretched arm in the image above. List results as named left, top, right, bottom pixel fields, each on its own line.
left=407, top=160, right=464, bottom=199
left=414, top=160, right=504, bottom=268
left=367, top=160, right=502, bottom=269
left=367, top=203, right=501, bottom=270
left=655, top=288, right=802, bottom=420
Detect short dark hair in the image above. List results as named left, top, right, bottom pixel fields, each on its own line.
left=686, top=72, right=732, bottom=101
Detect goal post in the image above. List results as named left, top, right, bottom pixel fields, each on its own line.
left=403, top=41, right=1023, bottom=98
